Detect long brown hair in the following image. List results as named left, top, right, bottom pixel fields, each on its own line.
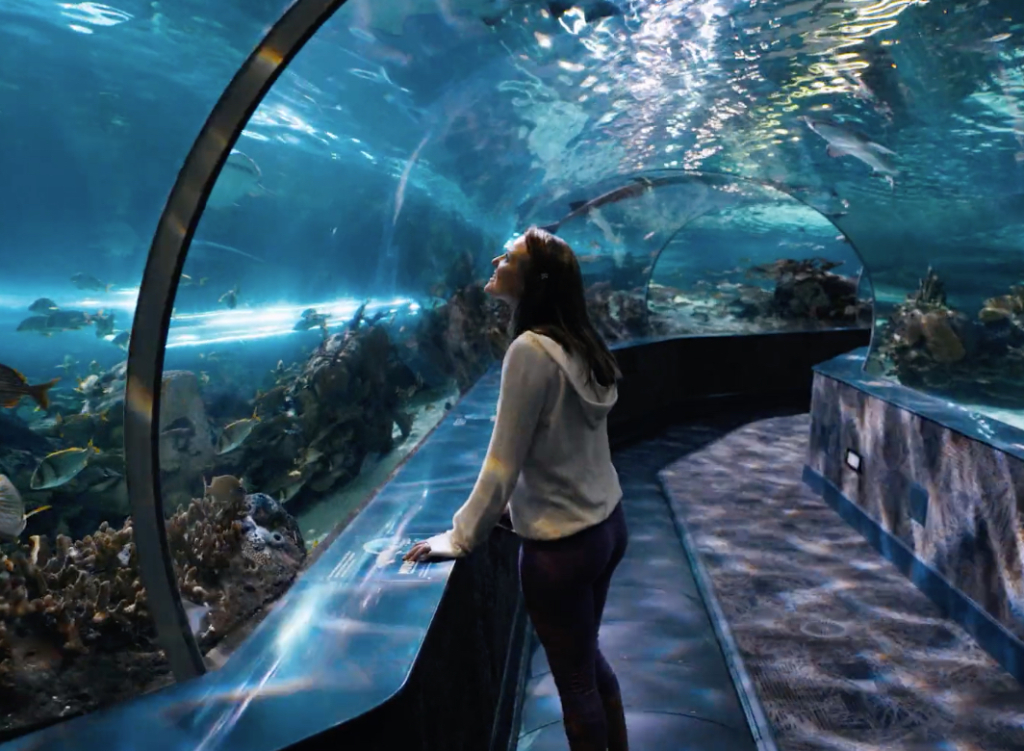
left=512, top=226, right=621, bottom=388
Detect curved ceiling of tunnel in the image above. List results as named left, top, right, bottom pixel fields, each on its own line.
left=182, top=0, right=1021, bottom=296
left=175, top=0, right=1023, bottom=413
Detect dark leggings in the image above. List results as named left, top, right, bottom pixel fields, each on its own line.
left=519, top=502, right=630, bottom=751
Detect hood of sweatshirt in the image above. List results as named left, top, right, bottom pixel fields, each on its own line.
left=531, top=333, right=618, bottom=427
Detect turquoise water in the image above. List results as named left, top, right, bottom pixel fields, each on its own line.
left=0, top=0, right=1022, bottom=734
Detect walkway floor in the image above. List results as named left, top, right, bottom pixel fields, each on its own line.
left=514, top=412, right=780, bottom=751
left=514, top=408, right=1024, bottom=750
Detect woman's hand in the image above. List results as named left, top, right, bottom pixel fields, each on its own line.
left=403, top=532, right=463, bottom=562
left=403, top=541, right=435, bottom=562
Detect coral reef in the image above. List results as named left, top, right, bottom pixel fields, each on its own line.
left=641, top=257, right=870, bottom=339
left=587, top=282, right=651, bottom=342
left=871, top=267, right=1024, bottom=406
left=406, top=280, right=510, bottom=390
left=583, top=252, right=652, bottom=343
left=166, top=482, right=305, bottom=645
left=745, top=257, right=870, bottom=326
left=0, top=478, right=304, bottom=732
left=210, top=315, right=423, bottom=507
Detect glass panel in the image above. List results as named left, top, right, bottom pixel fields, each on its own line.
left=0, top=0, right=294, bottom=737
left=529, top=173, right=870, bottom=343
left=157, top=0, right=516, bottom=665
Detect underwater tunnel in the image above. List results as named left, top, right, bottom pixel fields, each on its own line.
left=2, top=0, right=1024, bottom=748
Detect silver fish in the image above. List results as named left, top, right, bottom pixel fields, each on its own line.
left=800, top=116, right=898, bottom=178
left=30, top=442, right=100, bottom=490
left=207, top=150, right=264, bottom=209
left=215, top=412, right=260, bottom=455
left=0, top=474, right=50, bottom=541
left=352, top=0, right=514, bottom=36
left=70, top=273, right=111, bottom=292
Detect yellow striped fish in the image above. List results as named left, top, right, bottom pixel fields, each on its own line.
left=30, top=441, right=100, bottom=490
left=0, top=363, right=59, bottom=410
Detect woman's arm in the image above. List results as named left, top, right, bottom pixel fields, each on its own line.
left=428, top=334, right=554, bottom=556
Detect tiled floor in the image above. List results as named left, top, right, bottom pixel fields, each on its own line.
left=514, top=412, right=787, bottom=751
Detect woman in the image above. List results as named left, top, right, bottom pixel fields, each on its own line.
left=404, top=226, right=630, bottom=751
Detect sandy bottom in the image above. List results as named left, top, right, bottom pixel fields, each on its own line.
left=295, top=384, right=462, bottom=547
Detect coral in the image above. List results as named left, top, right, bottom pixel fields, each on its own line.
left=0, top=523, right=151, bottom=659
left=408, top=280, right=510, bottom=391
left=747, top=257, right=869, bottom=325
left=979, top=285, right=1024, bottom=323
left=871, top=268, right=1024, bottom=407
left=586, top=282, right=652, bottom=342
left=0, top=520, right=159, bottom=729
left=206, top=314, right=429, bottom=509
left=911, top=265, right=947, bottom=308
left=0, top=477, right=305, bottom=732
left=165, top=481, right=305, bottom=643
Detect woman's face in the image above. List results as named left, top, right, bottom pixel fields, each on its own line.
left=485, top=235, right=529, bottom=304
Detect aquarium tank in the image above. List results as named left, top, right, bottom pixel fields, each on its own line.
left=0, top=0, right=1021, bottom=736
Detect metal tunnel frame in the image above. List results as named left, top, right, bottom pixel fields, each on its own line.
left=123, top=0, right=351, bottom=680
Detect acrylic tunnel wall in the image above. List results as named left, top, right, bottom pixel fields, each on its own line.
left=523, top=171, right=873, bottom=344
left=2, top=0, right=1024, bottom=743
left=0, top=0, right=306, bottom=736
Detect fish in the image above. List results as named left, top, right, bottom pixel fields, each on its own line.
left=16, top=315, right=54, bottom=335
left=46, top=310, right=92, bottom=330
left=215, top=411, right=260, bottom=455
left=204, top=474, right=246, bottom=504
left=28, top=297, right=59, bottom=314
left=0, top=364, right=59, bottom=410
left=800, top=116, right=898, bottom=181
left=294, top=308, right=330, bottom=331
left=0, top=475, right=51, bottom=542
left=111, top=331, right=130, bottom=350
left=353, top=0, right=514, bottom=36
left=207, top=150, right=266, bottom=209
left=30, top=441, right=101, bottom=490
left=92, top=310, right=115, bottom=338
left=539, top=175, right=691, bottom=234
left=219, top=286, right=239, bottom=310
left=356, top=0, right=618, bottom=36
left=57, top=355, right=78, bottom=376
left=179, top=274, right=209, bottom=287
left=182, top=601, right=210, bottom=636
left=190, top=239, right=267, bottom=264
left=70, top=273, right=112, bottom=292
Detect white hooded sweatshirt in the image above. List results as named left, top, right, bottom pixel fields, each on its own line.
left=426, top=330, right=623, bottom=557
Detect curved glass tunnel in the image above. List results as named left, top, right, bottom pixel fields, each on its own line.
left=0, top=0, right=1023, bottom=741
left=0, top=0, right=306, bottom=733
left=525, top=172, right=872, bottom=343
